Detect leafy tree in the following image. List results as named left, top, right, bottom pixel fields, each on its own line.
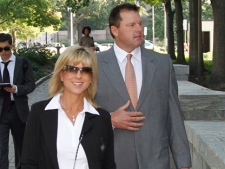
left=0, top=0, right=62, bottom=48
left=0, top=0, right=61, bottom=28
left=202, top=1, right=213, bottom=20
left=66, top=0, right=91, bottom=12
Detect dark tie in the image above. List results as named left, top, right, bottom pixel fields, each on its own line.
left=125, top=54, right=138, bottom=109
left=2, top=61, right=11, bottom=111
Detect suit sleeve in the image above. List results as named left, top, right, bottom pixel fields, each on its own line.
left=21, top=103, right=40, bottom=169
left=167, top=59, right=192, bottom=168
left=102, top=111, right=116, bottom=169
left=16, top=59, right=35, bottom=96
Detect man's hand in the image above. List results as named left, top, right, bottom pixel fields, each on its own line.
left=111, top=100, right=145, bottom=131
left=4, top=84, right=16, bottom=93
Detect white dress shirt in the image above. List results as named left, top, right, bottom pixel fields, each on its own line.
left=0, top=54, right=17, bottom=99
left=45, top=94, right=99, bottom=169
left=114, top=43, right=142, bottom=98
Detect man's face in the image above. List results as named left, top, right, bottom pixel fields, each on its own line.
left=111, top=10, right=143, bottom=53
left=0, top=41, right=12, bottom=61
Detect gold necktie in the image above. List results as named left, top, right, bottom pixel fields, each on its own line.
left=125, top=54, right=138, bottom=109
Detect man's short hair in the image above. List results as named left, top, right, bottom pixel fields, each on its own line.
left=0, top=33, right=13, bottom=45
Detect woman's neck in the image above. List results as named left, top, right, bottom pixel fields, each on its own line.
left=60, top=94, right=84, bottom=116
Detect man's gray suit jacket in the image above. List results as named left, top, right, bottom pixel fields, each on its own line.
left=0, top=55, right=35, bottom=123
left=95, top=46, right=191, bottom=169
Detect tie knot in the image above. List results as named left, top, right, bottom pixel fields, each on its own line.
left=2, top=61, right=10, bottom=67
left=127, top=54, right=132, bottom=60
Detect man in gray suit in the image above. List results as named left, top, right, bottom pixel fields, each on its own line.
left=95, top=3, right=191, bottom=169
left=0, top=33, right=35, bottom=169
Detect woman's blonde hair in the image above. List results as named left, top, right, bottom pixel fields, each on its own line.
left=48, top=46, right=98, bottom=108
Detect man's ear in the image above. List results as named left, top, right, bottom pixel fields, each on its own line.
left=111, top=26, right=118, bottom=37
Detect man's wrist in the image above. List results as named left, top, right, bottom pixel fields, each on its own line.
left=110, top=112, right=115, bottom=129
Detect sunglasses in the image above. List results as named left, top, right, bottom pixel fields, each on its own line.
left=61, top=65, right=92, bottom=74
left=0, top=46, right=11, bottom=52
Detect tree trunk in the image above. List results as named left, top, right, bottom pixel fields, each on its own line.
left=210, top=0, right=225, bottom=84
left=164, top=0, right=176, bottom=60
left=189, top=0, right=205, bottom=76
left=11, top=29, right=17, bottom=48
left=174, top=0, right=186, bottom=64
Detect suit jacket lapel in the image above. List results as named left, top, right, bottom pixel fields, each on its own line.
left=137, top=48, right=156, bottom=110
left=40, top=109, right=59, bottom=169
left=101, top=48, right=130, bottom=103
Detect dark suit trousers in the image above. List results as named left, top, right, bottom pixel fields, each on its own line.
left=0, top=103, right=26, bottom=169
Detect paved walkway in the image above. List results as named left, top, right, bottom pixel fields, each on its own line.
left=9, top=79, right=49, bottom=169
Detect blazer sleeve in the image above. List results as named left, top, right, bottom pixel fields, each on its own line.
left=167, top=59, right=192, bottom=168
left=21, top=103, right=40, bottom=169
left=16, top=58, right=35, bottom=96
left=102, top=110, right=116, bottom=169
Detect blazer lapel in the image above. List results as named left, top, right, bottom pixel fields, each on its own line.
left=81, top=112, right=98, bottom=135
left=40, top=109, right=59, bottom=169
left=101, top=48, right=130, bottom=104
left=137, top=48, right=156, bottom=110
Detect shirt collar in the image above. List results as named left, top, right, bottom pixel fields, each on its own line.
left=45, top=93, right=99, bottom=115
left=114, top=42, right=141, bottom=63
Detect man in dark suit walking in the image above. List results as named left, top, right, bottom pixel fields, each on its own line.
left=95, top=3, right=191, bottom=169
left=0, top=33, right=35, bottom=169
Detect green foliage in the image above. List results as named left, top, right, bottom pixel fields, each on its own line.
left=203, top=52, right=213, bottom=60
left=66, top=0, right=91, bottom=12
left=141, top=0, right=162, bottom=6
left=202, top=1, right=213, bottom=20
left=15, top=47, right=58, bottom=80
left=76, top=0, right=130, bottom=30
left=0, top=0, right=61, bottom=31
left=204, top=59, right=212, bottom=72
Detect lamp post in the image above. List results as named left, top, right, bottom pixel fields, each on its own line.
left=183, top=19, right=187, bottom=44
left=67, top=7, right=73, bottom=46
left=152, top=6, right=155, bottom=49
left=163, top=3, right=167, bottom=52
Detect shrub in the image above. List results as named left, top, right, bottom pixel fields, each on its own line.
left=15, top=47, right=59, bottom=81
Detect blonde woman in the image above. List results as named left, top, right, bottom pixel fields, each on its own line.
left=21, top=46, right=116, bottom=169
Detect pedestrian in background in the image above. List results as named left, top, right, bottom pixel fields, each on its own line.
left=0, top=33, right=35, bottom=169
left=95, top=3, right=191, bottom=169
left=21, top=46, right=116, bottom=169
left=79, top=26, right=96, bottom=51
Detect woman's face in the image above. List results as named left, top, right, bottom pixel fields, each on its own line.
left=60, top=62, right=92, bottom=97
left=84, top=29, right=90, bottom=35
